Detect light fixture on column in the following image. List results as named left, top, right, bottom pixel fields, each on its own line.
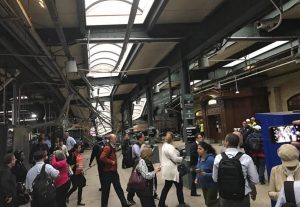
left=65, top=59, right=77, bottom=73
left=154, top=84, right=160, bottom=93
left=235, top=76, right=240, bottom=94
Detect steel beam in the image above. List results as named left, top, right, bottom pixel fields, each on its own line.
left=76, top=37, right=182, bottom=43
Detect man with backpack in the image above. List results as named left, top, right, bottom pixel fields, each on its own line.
left=89, top=136, right=106, bottom=191
left=212, top=133, right=258, bottom=207
left=100, top=134, right=131, bottom=207
left=25, top=151, right=59, bottom=207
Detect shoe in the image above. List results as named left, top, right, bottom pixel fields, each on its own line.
left=99, top=187, right=102, bottom=191
left=77, top=202, right=85, bottom=206
left=191, top=193, right=201, bottom=197
left=154, top=194, right=159, bottom=200
left=127, top=200, right=136, bottom=206
left=260, top=180, right=266, bottom=185
left=66, top=197, right=69, bottom=203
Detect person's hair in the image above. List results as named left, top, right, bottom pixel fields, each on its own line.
left=14, top=150, right=23, bottom=161
left=59, top=138, right=64, bottom=143
left=195, top=133, right=201, bottom=139
left=136, top=132, right=144, bottom=140
left=55, top=150, right=66, bottom=161
left=38, top=136, right=44, bottom=142
left=225, top=133, right=240, bottom=148
left=198, top=142, right=216, bottom=156
left=3, top=153, right=15, bottom=165
left=33, top=150, right=46, bottom=161
left=73, top=144, right=80, bottom=150
left=107, top=133, right=116, bottom=140
left=140, top=147, right=152, bottom=160
left=165, top=131, right=174, bottom=144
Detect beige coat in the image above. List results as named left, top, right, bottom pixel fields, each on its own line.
left=269, top=164, right=300, bottom=200
left=160, top=143, right=183, bottom=183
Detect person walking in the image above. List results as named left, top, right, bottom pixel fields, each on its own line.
left=100, top=134, right=131, bottom=207
left=0, top=153, right=18, bottom=207
left=196, top=142, right=218, bottom=207
left=51, top=150, right=71, bottom=207
left=212, top=133, right=258, bottom=207
left=135, top=147, right=161, bottom=207
left=65, top=132, right=76, bottom=153
left=25, top=150, right=59, bottom=207
left=66, top=144, right=86, bottom=206
left=127, top=132, right=145, bottom=205
left=158, top=132, right=187, bottom=207
left=189, top=133, right=203, bottom=197
left=121, top=133, right=131, bottom=169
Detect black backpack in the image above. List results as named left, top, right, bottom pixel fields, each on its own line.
left=218, top=152, right=245, bottom=200
left=32, top=164, right=56, bottom=205
left=283, top=181, right=296, bottom=207
left=246, top=132, right=263, bottom=152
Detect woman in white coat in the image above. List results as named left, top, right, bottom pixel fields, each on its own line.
left=158, top=132, right=186, bottom=207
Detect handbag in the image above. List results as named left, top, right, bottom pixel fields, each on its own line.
left=127, top=170, right=146, bottom=190
left=177, top=163, right=189, bottom=177
left=16, top=182, right=30, bottom=205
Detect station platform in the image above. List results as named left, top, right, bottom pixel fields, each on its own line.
left=23, top=142, right=271, bottom=207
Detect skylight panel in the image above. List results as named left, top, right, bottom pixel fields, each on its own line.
left=223, top=41, right=288, bottom=67
left=85, top=0, right=155, bottom=25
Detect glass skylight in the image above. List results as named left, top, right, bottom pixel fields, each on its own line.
left=223, top=41, right=288, bottom=67
left=91, top=85, right=113, bottom=97
left=85, top=0, right=155, bottom=25
left=87, top=43, right=133, bottom=78
left=132, top=98, right=146, bottom=120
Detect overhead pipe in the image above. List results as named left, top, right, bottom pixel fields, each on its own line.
left=113, top=0, right=140, bottom=71
left=227, top=36, right=299, bottom=42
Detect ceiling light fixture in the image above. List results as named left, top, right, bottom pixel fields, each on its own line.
left=235, top=76, right=240, bottom=94
left=65, top=59, right=78, bottom=73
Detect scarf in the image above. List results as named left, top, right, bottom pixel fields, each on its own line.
left=283, top=164, right=300, bottom=181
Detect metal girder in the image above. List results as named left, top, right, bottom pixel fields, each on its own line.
left=76, top=0, right=86, bottom=36
left=35, top=28, right=83, bottom=45
left=145, top=0, right=169, bottom=32
left=182, top=0, right=285, bottom=61
left=89, top=94, right=127, bottom=102
left=70, top=74, right=145, bottom=86
left=76, top=37, right=182, bottom=44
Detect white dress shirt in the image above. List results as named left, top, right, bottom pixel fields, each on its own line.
left=276, top=181, right=300, bottom=207
left=212, top=148, right=259, bottom=195
left=25, top=161, right=59, bottom=192
left=66, top=136, right=76, bottom=151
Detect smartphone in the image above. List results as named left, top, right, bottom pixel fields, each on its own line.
left=269, top=125, right=300, bottom=143
left=195, top=168, right=202, bottom=173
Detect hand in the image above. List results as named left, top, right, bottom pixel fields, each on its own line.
left=293, top=120, right=300, bottom=125
left=154, top=167, right=161, bottom=173
left=5, top=196, right=12, bottom=204
left=198, top=171, right=206, bottom=176
left=112, top=161, right=116, bottom=166
left=250, top=192, right=257, bottom=201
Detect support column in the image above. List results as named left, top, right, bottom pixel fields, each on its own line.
left=12, top=80, right=18, bottom=126
left=168, top=68, right=172, bottom=102
left=146, top=85, right=154, bottom=126
left=110, top=99, right=114, bottom=132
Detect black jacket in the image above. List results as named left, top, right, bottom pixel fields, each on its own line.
left=190, top=141, right=198, bottom=166
left=0, top=166, right=18, bottom=207
left=121, top=139, right=130, bottom=155
left=11, top=162, right=27, bottom=183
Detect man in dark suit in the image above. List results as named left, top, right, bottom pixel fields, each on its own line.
left=189, top=133, right=204, bottom=196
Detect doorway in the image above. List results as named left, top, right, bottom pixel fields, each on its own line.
left=207, top=115, right=222, bottom=143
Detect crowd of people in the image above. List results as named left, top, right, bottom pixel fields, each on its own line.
left=2, top=118, right=300, bottom=207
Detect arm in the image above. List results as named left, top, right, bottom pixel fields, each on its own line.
left=212, top=156, right=219, bottom=182
left=246, top=156, right=259, bottom=184
left=275, top=186, right=286, bottom=207
left=132, top=144, right=140, bottom=158
left=269, top=167, right=279, bottom=200
left=46, top=164, right=60, bottom=179
left=100, top=146, right=114, bottom=165
left=51, top=156, right=67, bottom=169
left=203, top=156, right=215, bottom=178
left=136, top=159, right=155, bottom=180
left=167, top=146, right=183, bottom=164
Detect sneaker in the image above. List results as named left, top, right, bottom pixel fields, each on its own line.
left=190, top=193, right=201, bottom=197
left=77, top=202, right=85, bottom=206
left=154, top=194, right=159, bottom=200
left=260, top=180, right=266, bottom=185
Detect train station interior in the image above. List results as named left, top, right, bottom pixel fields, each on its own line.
left=1, top=0, right=300, bottom=206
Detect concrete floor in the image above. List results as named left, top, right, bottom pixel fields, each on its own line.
left=23, top=142, right=272, bottom=207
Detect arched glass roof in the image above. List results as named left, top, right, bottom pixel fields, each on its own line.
left=85, top=0, right=155, bottom=25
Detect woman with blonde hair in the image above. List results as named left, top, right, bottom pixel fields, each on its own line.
left=158, top=132, right=187, bottom=207
left=135, top=147, right=160, bottom=206
left=269, top=144, right=300, bottom=202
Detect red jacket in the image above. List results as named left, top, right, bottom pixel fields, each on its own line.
left=100, top=145, right=117, bottom=172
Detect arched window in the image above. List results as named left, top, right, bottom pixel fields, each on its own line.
left=287, top=93, right=300, bottom=111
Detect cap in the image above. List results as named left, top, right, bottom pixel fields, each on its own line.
left=277, top=144, right=299, bottom=167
